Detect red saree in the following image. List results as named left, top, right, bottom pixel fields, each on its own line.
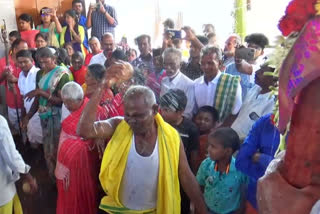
left=101, top=93, right=124, bottom=118
left=56, top=98, right=100, bottom=214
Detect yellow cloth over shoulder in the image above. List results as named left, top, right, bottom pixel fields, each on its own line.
left=99, top=113, right=181, bottom=214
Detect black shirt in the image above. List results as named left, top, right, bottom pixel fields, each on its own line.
left=181, top=60, right=203, bottom=80
left=173, top=118, right=200, bottom=164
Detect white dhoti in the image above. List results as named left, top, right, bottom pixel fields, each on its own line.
left=27, top=112, right=43, bottom=144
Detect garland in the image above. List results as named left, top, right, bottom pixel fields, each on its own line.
left=278, top=0, right=319, bottom=36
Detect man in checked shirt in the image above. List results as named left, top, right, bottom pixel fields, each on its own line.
left=87, top=0, right=118, bottom=41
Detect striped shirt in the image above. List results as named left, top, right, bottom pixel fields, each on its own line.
left=91, top=4, right=118, bottom=41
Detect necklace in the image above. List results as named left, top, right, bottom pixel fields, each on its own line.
left=214, top=162, right=230, bottom=174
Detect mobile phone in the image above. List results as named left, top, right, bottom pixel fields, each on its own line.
left=249, top=112, right=260, bottom=121
left=42, top=8, right=52, bottom=14
left=235, top=47, right=255, bottom=62
left=90, top=2, right=99, bottom=10
left=166, top=29, right=182, bottom=39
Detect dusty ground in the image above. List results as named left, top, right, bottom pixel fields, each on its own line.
left=15, top=137, right=57, bottom=214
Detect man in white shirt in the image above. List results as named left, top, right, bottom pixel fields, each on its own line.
left=231, top=64, right=277, bottom=140
left=16, top=50, right=42, bottom=145
left=193, top=45, right=242, bottom=125
left=160, top=48, right=194, bottom=119
left=89, top=33, right=115, bottom=65
left=0, top=115, right=37, bottom=212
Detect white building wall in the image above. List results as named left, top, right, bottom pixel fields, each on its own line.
left=0, top=0, right=17, bottom=116
left=0, top=0, right=17, bottom=58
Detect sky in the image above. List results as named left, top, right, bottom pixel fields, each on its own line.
left=94, top=0, right=291, bottom=49
left=86, top=0, right=235, bottom=47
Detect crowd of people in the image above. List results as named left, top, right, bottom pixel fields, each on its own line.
left=0, top=0, right=282, bottom=214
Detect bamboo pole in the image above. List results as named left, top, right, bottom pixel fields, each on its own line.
left=235, top=0, right=247, bottom=40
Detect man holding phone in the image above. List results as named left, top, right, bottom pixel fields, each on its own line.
left=225, top=33, right=269, bottom=100
left=231, top=63, right=277, bottom=141
left=180, top=27, right=209, bottom=80
left=86, top=0, right=118, bottom=41
left=72, top=0, right=89, bottom=50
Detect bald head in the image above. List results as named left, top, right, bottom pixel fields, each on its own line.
left=224, top=34, right=241, bottom=57
left=123, top=85, right=156, bottom=108
left=101, top=33, right=115, bottom=53
left=102, top=33, right=114, bottom=41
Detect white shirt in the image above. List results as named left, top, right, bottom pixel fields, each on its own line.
left=0, top=115, right=30, bottom=206
left=193, top=71, right=242, bottom=115
left=310, top=200, right=320, bottom=214
left=231, top=85, right=275, bottom=140
left=18, top=66, right=40, bottom=113
left=120, top=136, right=159, bottom=210
left=89, top=52, right=107, bottom=66
left=160, top=71, right=195, bottom=118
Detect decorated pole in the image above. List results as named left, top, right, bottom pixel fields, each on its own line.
left=234, top=0, right=247, bottom=40
left=257, top=0, right=320, bottom=213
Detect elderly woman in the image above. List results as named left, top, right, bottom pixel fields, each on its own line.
left=55, top=82, right=99, bottom=214
left=23, top=47, right=72, bottom=180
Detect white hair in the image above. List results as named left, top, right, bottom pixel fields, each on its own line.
left=200, top=45, right=223, bottom=61
left=89, top=36, right=99, bottom=43
left=228, top=34, right=242, bottom=46
left=162, top=47, right=182, bottom=64
left=61, top=82, right=84, bottom=102
left=123, top=85, right=156, bottom=107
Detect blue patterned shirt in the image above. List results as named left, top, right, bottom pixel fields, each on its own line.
left=90, top=4, right=118, bottom=41
left=225, top=62, right=254, bottom=100
left=197, top=157, right=248, bottom=214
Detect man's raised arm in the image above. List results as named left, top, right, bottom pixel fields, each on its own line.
left=77, top=84, right=122, bottom=139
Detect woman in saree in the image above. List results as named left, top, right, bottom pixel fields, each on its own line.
left=60, top=10, right=86, bottom=56
left=23, top=47, right=73, bottom=180
left=55, top=82, right=100, bottom=214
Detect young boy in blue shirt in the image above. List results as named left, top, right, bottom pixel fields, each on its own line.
left=196, top=128, right=247, bottom=214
